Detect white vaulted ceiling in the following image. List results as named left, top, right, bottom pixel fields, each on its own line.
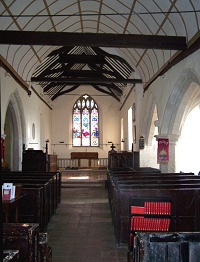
left=0, top=0, right=200, bottom=100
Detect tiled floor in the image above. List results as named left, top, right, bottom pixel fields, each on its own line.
left=47, top=183, right=128, bottom=262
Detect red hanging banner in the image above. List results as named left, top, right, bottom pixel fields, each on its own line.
left=157, top=138, right=169, bottom=163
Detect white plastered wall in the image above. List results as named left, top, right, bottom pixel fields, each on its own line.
left=1, top=49, right=200, bottom=171
left=51, top=85, right=121, bottom=158
left=120, top=50, right=200, bottom=172
left=140, top=50, right=200, bottom=172
left=1, top=67, right=52, bottom=170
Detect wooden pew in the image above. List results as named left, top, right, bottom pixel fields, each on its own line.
left=3, top=250, right=20, bottom=261
left=112, top=184, right=200, bottom=246
left=107, top=171, right=194, bottom=184
left=3, top=223, right=52, bottom=262
left=107, top=170, right=200, bottom=246
left=134, top=167, right=161, bottom=173
left=2, top=180, right=50, bottom=232
left=2, top=178, right=53, bottom=213
left=2, top=172, right=58, bottom=261
left=2, top=172, right=61, bottom=232
left=15, top=185, right=44, bottom=232
left=3, top=223, right=40, bottom=262
left=2, top=171, right=61, bottom=208
left=131, top=232, right=200, bottom=262
left=107, top=172, right=198, bottom=222
left=109, top=176, right=200, bottom=221
left=107, top=171, right=197, bottom=206
left=107, top=171, right=194, bottom=198
left=110, top=173, right=199, bottom=203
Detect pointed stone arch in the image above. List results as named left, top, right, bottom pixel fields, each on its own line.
left=142, top=93, right=158, bottom=146
left=158, top=69, right=200, bottom=172
left=5, top=91, right=26, bottom=170
left=140, top=93, right=159, bottom=168
left=160, top=69, right=200, bottom=136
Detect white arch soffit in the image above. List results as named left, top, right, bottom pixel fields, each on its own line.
left=9, top=90, right=26, bottom=147
left=161, top=69, right=200, bottom=136
left=141, top=93, right=158, bottom=145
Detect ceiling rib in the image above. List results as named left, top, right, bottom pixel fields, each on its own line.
left=144, top=34, right=200, bottom=92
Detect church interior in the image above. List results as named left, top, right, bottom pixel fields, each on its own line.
left=1, top=1, right=200, bottom=261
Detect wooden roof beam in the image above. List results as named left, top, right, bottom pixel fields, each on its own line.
left=58, top=54, right=105, bottom=63
left=31, top=76, right=142, bottom=84
left=144, top=34, right=200, bottom=92
left=48, top=69, right=119, bottom=78
left=0, top=30, right=187, bottom=50
left=92, top=85, right=120, bottom=101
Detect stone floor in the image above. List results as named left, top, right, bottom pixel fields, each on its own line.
left=47, top=182, right=128, bottom=262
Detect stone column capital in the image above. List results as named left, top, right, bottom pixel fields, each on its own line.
left=1, top=133, right=6, bottom=139
left=155, top=134, right=179, bottom=143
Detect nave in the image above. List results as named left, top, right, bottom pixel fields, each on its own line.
left=47, top=183, right=127, bottom=262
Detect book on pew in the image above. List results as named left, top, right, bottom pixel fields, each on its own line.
left=2, top=188, right=11, bottom=200
left=2, top=183, right=16, bottom=200
left=131, top=206, right=145, bottom=214
left=129, top=197, right=172, bottom=251
left=131, top=217, right=170, bottom=231
left=142, top=201, right=171, bottom=215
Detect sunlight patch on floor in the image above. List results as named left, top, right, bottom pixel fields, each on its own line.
left=68, top=176, right=89, bottom=180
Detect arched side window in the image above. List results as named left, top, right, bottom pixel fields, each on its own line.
left=72, top=94, right=99, bottom=147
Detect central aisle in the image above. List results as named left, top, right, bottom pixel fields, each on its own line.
left=47, top=185, right=127, bottom=262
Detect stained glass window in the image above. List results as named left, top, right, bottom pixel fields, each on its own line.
left=73, top=94, right=99, bottom=146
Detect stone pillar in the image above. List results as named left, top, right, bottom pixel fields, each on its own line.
left=155, top=134, right=179, bottom=173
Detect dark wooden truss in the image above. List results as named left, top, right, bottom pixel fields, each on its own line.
left=31, top=46, right=141, bottom=101
left=0, top=30, right=190, bottom=100
left=0, top=31, right=187, bottom=50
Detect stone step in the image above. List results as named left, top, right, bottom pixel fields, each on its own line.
left=61, top=169, right=107, bottom=188
left=61, top=179, right=106, bottom=188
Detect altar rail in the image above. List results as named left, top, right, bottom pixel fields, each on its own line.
left=57, top=158, right=108, bottom=169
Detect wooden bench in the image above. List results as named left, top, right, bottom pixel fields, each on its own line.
left=20, top=186, right=45, bottom=232
left=2, top=171, right=61, bottom=207
left=3, top=250, right=20, bottom=261
left=107, top=172, right=197, bottom=218
left=2, top=180, right=51, bottom=232
left=113, top=185, right=200, bottom=246
left=108, top=173, right=198, bottom=197
left=107, top=170, right=200, bottom=246
left=2, top=191, right=23, bottom=223
left=2, top=171, right=61, bottom=232
left=109, top=176, right=200, bottom=219
left=131, top=232, right=200, bottom=262
left=3, top=223, right=52, bottom=262
left=3, top=223, right=40, bottom=262
left=107, top=171, right=197, bottom=202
